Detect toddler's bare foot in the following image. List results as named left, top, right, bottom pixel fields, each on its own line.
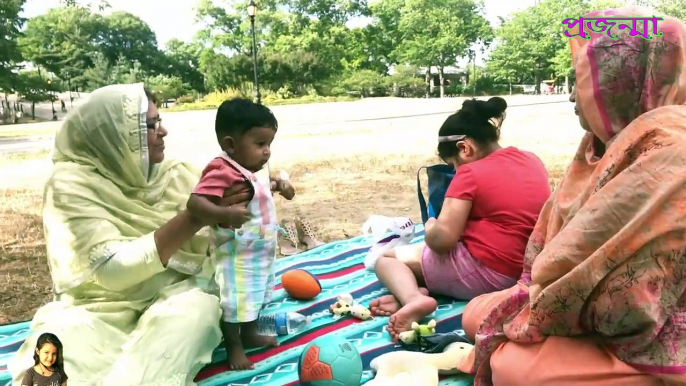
left=388, top=294, right=437, bottom=341
left=225, top=341, right=254, bottom=371
left=370, top=288, right=429, bottom=316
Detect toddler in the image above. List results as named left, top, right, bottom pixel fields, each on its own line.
left=187, top=98, right=294, bottom=370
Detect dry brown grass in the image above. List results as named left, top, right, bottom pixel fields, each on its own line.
left=0, top=99, right=579, bottom=325
left=0, top=154, right=569, bottom=325
left=0, top=188, right=51, bottom=324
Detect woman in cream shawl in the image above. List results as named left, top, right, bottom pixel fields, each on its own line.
left=456, top=7, right=686, bottom=385
left=9, top=84, right=244, bottom=385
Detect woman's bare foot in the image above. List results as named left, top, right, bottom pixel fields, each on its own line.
left=225, top=341, right=254, bottom=371
left=370, top=288, right=429, bottom=316
left=388, top=294, right=437, bottom=341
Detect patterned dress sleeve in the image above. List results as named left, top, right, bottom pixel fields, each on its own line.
left=92, top=232, right=165, bottom=292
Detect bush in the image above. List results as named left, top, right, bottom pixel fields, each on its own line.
left=387, top=65, right=426, bottom=98
left=175, top=95, right=195, bottom=104
left=201, top=88, right=246, bottom=105
left=337, top=70, right=389, bottom=98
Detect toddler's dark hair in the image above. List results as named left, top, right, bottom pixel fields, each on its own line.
left=437, top=97, right=507, bottom=159
left=215, top=98, right=278, bottom=141
left=33, top=332, right=64, bottom=373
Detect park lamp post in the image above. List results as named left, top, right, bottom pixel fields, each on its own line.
left=247, top=0, right=262, bottom=105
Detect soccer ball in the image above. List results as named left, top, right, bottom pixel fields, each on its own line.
left=298, top=335, right=363, bottom=386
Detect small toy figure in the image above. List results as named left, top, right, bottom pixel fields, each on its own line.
left=350, top=304, right=373, bottom=320
left=329, top=293, right=373, bottom=321
left=397, top=319, right=437, bottom=349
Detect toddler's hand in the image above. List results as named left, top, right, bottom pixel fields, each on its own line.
left=224, top=206, right=251, bottom=228
left=278, top=180, right=295, bottom=200
left=270, top=177, right=295, bottom=200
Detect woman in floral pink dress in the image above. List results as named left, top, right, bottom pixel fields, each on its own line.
left=456, top=7, right=686, bottom=385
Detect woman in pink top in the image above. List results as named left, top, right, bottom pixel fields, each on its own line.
left=370, top=97, right=551, bottom=339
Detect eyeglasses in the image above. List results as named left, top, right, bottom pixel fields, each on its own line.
left=147, top=117, right=162, bottom=133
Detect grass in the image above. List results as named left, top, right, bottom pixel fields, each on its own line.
left=0, top=156, right=569, bottom=325
left=162, top=95, right=358, bottom=112
left=0, top=149, right=50, bottom=167
left=0, top=122, right=56, bottom=138
left=0, top=100, right=579, bottom=325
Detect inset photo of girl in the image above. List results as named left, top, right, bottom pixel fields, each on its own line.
left=21, top=333, right=67, bottom=386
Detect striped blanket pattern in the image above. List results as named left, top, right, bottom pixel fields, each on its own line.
left=0, top=227, right=474, bottom=386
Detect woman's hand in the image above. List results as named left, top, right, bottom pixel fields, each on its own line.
left=219, top=182, right=252, bottom=208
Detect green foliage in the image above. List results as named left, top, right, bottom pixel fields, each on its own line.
left=394, top=0, right=492, bottom=70
left=0, top=0, right=26, bottom=94
left=16, top=72, right=52, bottom=104
left=15, top=71, right=53, bottom=118
left=145, top=75, right=190, bottom=105
left=82, top=52, right=144, bottom=90
left=16, top=0, right=681, bottom=107
left=388, top=65, right=425, bottom=97
left=336, top=70, right=388, bottom=97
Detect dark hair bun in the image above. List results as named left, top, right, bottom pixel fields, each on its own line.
left=461, top=97, right=507, bottom=120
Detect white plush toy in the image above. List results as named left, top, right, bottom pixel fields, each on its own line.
left=362, top=215, right=416, bottom=270
left=365, top=342, right=474, bottom=386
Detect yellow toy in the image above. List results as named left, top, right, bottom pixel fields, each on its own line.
left=332, top=303, right=351, bottom=316
left=397, top=319, right=436, bottom=347
left=328, top=293, right=374, bottom=321
left=365, top=341, right=474, bottom=386
left=350, top=303, right=373, bottom=320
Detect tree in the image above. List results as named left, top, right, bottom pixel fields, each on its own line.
left=82, top=52, right=145, bottom=90
left=0, top=0, right=26, bottom=94
left=393, top=0, right=492, bottom=97
left=629, top=0, right=686, bottom=21
left=338, top=70, right=386, bottom=97
left=194, top=0, right=369, bottom=87
left=486, top=0, right=626, bottom=93
left=144, top=75, right=189, bottom=106
left=100, top=11, right=163, bottom=74
left=162, top=39, right=205, bottom=92
left=367, top=0, right=405, bottom=68
left=16, top=71, right=53, bottom=119
left=19, top=6, right=103, bottom=91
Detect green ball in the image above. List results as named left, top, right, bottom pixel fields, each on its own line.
left=298, top=335, right=363, bottom=386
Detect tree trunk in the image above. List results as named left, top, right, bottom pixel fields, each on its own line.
left=31, top=102, right=35, bottom=120
left=425, top=70, right=431, bottom=98
left=68, top=78, right=73, bottom=106
left=565, top=75, right=570, bottom=94
left=534, top=68, right=541, bottom=95
left=439, top=67, right=445, bottom=98
left=509, top=82, right=512, bottom=95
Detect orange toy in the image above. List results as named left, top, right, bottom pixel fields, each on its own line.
left=282, top=269, right=322, bottom=300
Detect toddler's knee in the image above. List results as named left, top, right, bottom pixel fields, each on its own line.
left=374, top=255, right=390, bottom=275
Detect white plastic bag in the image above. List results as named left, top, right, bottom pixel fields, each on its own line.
left=362, top=215, right=416, bottom=270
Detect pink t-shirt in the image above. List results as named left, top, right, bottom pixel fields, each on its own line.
left=193, top=157, right=249, bottom=198
left=445, top=146, right=551, bottom=278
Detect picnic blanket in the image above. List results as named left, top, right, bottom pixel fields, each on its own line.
left=0, top=226, right=474, bottom=386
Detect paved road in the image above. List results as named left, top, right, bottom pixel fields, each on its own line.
left=1, top=94, right=570, bottom=155
left=0, top=94, right=574, bottom=189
